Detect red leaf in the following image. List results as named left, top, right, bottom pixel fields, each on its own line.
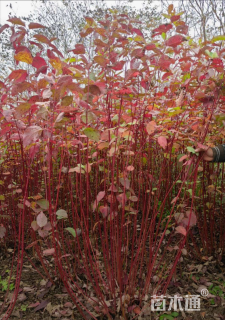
left=37, top=212, right=48, bottom=228
left=152, top=23, right=172, bottom=35
left=0, top=24, right=9, bottom=34
left=32, top=56, right=47, bottom=69
left=175, top=226, right=187, bottom=236
left=132, top=28, right=144, bottom=37
left=29, top=95, right=39, bottom=104
left=119, top=178, right=130, bottom=189
left=162, top=72, right=173, bottom=80
left=93, top=191, right=106, bottom=211
left=176, top=25, right=188, bottom=35
left=116, top=193, right=127, bottom=204
left=131, top=48, right=144, bottom=58
left=158, top=55, right=175, bottom=69
left=29, top=22, right=46, bottom=29
left=140, top=79, right=150, bottom=90
left=157, top=136, right=167, bottom=149
left=108, top=184, right=118, bottom=192
left=33, top=34, right=50, bottom=44
left=94, top=82, right=106, bottom=94
left=17, top=84, right=29, bottom=99
left=29, top=41, right=43, bottom=50
left=10, top=30, right=26, bottom=44
left=15, top=46, right=30, bottom=54
left=36, top=65, right=48, bottom=76
left=97, top=191, right=105, bottom=202
left=8, top=17, right=25, bottom=26
left=49, top=43, right=63, bottom=58
left=99, top=206, right=110, bottom=218
left=196, top=143, right=209, bottom=151
left=145, top=43, right=156, bottom=50
left=85, top=16, right=94, bottom=25
left=94, top=38, right=107, bottom=47
left=46, top=49, right=55, bottom=59
left=146, top=121, right=156, bottom=135
left=23, top=125, right=42, bottom=147
left=126, top=165, right=134, bottom=171
left=8, top=69, right=28, bottom=83
left=94, top=56, right=108, bottom=67
left=70, top=43, right=85, bottom=54
left=171, top=15, right=180, bottom=22
left=29, top=143, right=40, bottom=160
left=89, top=84, right=101, bottom=96
left=165, top=35, right=186, bottom=47
left=0, top=127, right=11, bottom=137
left=182, top=211, right=197, bottom=227
left=179, top=155, right=188, bottom=162
left=111, top=61, right=125, bottom=71
left=57, top=75, right=72, bottom=86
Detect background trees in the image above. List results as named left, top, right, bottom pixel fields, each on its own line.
left=0, top=0, right=159, bottom=77
left=161, top=0, right=225, bottom=41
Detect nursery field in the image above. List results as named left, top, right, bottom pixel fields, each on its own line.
left=0, top=4, right=225, bottom=319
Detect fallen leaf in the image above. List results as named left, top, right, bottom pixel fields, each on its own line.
left=34, top=300, right=49, bottom=312
left=43, top=248, right=55, bottom=256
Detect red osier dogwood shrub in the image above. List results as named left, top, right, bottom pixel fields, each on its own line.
left=0, top=5, right=225, bottom=319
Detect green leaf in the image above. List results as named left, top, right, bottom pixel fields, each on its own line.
left=161, top=32, right=166, bottom=40
left=171, top=312, right=179, bottom=317
left=111, top=114, right=119, bottom=122
left=162, top=13, right=170, bottom=18
left=65, top=227, right=81, bottom=237
left=21, top=305, right=27, bottom=311
left=187, top=146, right=196, bottom=154
left=0, top=195, right=5, bottom=201
left=89, top=72, right=96, bottom=81
left=36, top=199, right=49, bottom=210
left=56, top=209, right=68, bottom=219
left=65, top=227, right=76, bottom=237
left=81, top=112, right=97, bottom=124
left=61, top=95, right=73, bottom=107
left=205, top=50, right=218, bottom=58
left=83, top=127, right=100, bottom=142
left=159, top=314, right=173, bottom=320
left=211, top=35, right=225, bottom=42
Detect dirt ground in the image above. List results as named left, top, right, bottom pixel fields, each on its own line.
left=0, top=247, right=225, bottom=320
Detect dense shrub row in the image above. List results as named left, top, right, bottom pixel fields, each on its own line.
left=0, top=5, right=225, bottom=319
